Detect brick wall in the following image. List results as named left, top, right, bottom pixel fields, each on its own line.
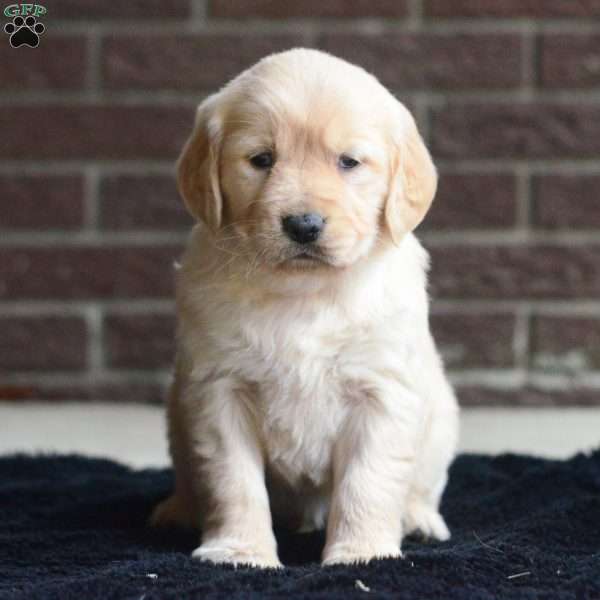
left=1, top=0, right=599, bottom=407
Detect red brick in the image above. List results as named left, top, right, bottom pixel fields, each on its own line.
left=429, top=245, right=600, bottom=300
left=99, top=175, right=192, bottom=230
left=0, top=36, right=87, bottom=91
left=431, top=313, right=516, bottom=368
left=52, top=0, right=190, bottom=19
left=0, top=174, right=84, bottom=230
left=102, top=33, right=306, bottom=90
left=531, top=316, right=600, bottom=371
left=423, top=174, right=517, bottom=230
left=425, top=0, right=600, bottom=18
left=0, top=105, right=193, bottom=160
left=431, top=103, right=600, bottom=159
left=0, top=246, right=182, bottom=300
left=209, top=0, right=408, bottom=18
left=318, top=33, right=522, bottom=89
left=532, top=175, right=600, bottom=229
left=0, top=316, right=87, bottom=371
left=541, top=34, right=600, bottom=88
left=456, top=385, right=600, bottom=407
left=104, top=313, right=175, bottom=369
left=0, top=381, right=167, bottom=403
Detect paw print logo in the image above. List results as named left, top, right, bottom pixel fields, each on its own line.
left=4, top=15, right=45, bottom=48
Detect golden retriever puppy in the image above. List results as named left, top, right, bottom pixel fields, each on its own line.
left=152, top=48, right=459, bottom=568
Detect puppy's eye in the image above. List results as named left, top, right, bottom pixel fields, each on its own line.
left=249, top=151, right=275, bottom=170
left=338, top=155, right=360, bottom=170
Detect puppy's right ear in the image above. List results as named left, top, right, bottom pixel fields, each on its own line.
left=177, top=94, right=224, bottom=233
left=384, top=102, right=437, bottom=245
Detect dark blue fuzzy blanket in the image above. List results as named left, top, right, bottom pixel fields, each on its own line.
left=1, top=452, right=599, bottom=599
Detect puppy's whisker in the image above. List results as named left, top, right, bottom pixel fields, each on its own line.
left=219, top=218, right=262, bottom=229
left=212, top=254, right=240, bottom=278
left=214, top=247, right=244, bottom=259
left=213, top=236, right=245, bottom=245
left=245, top=251, right=262, bottom=279
left=216, top=220, right=262, bottom=236
left=244, top=245, right=272, bottom=279
left=213, top=236, right=246, bottom=249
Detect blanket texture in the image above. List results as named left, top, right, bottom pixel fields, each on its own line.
left=1, top=452, right=599, bottom=599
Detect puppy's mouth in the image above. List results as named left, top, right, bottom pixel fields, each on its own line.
left=294, top=252, right=319, bottom=261
left=282, top=248, right=330, bottom=268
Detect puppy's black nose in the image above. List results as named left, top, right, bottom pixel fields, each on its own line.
left=282, top=213, right=325, bottom=244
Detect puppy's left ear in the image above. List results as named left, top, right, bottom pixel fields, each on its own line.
left=384, top=104, right=438, bottom=244
left=177, top=94, right=224, bottom=234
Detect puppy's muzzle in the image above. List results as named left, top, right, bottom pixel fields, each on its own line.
left=282, top=213, right=325, bottom=244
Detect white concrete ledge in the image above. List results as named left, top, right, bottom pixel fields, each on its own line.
left=1, top=402, right=599, bottom=468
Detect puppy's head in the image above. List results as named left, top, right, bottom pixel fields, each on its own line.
left=178, top=48, right=436, bottom=273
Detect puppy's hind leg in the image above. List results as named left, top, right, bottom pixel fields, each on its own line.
left=150, top=493, right=196, bottom=529
left=150, top=362, right=200, bottom=531
left=404, top=379, right=459, bottom=542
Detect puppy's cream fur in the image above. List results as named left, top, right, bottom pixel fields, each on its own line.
left=152, top=48, right=459, bottom=568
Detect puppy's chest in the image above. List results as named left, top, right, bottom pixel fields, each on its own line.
left=213, top=307, right=412, bottom=486
left=257, top=369, right=347, bottom=487
left=234, top=323, right=354, bottom=486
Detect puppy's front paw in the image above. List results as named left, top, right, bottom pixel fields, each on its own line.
left=192, top=538, right=282, bottom=569
left=322, top=542, right=402, bottom=566
left=404, top=502, right=450, bottom=541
